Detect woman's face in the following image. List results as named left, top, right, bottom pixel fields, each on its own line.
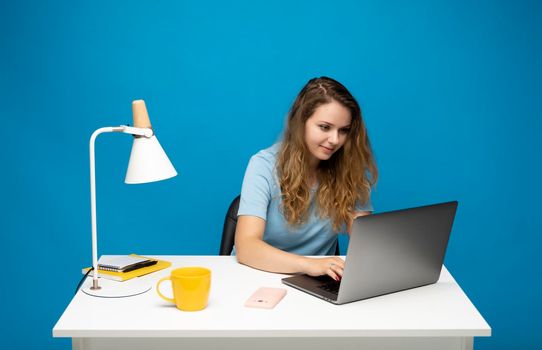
left=304, top=100, right=352, bottom=167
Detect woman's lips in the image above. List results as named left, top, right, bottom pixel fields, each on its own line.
left=320, top=145, right=335, bottom=154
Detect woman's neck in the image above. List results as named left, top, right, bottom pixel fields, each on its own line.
left=306, top=154, right=320, bottom=186
left=307, top=167, right=319, bottom=187
left=308, top=155, right=319, bottom=173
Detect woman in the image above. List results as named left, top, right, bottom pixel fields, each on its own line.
left=235, top=77, right=377, bottom=281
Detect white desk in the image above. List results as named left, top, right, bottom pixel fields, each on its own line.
left=53, top=256, right=490, bottom=350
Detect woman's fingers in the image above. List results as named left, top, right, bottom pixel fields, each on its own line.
left=327, top=265, right=340, bottom=281
left=332, top=257, right=345, bottom=269
left=303, top=257, right=345, bottom=279
left=327, top=259, right=344, bottom=281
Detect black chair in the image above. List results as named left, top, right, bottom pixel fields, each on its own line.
left=219, top=195, right=340, bottom=255
left=219, top=195, right=241, bottom=255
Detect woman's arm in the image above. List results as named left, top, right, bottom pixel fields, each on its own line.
left=235, top=215, right=345, bottom=280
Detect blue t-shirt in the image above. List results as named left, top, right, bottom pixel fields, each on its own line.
left=238, top=144, right=373, bottom=255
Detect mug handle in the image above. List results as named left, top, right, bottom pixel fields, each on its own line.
left=156, top=277, right=175, bottom=303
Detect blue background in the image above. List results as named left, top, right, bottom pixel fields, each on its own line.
left=1, top=0, right=540, bottom=349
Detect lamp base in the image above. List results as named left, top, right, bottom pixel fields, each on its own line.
left=81, top=277, right=151, bottom=298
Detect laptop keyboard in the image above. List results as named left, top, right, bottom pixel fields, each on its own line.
left=317, top=281, right=341, bottom=295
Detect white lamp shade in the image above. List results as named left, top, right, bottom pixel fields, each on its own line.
left=125, top=135, right=177, bottom=184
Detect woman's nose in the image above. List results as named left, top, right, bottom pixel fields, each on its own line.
left=328, top=131, right=339, bottom=145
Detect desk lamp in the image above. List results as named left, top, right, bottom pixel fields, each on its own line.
left=83, top=100, right=177, bottom=298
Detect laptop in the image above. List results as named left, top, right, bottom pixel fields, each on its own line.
left=282, top=201, right=458, bottom=305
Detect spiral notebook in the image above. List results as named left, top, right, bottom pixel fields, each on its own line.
left=97, top=255, right=154, bottom=272
left=82, top=255, right=171, bottom=282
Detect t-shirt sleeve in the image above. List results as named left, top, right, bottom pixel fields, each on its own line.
left=237, top=154, right=273, bottom=220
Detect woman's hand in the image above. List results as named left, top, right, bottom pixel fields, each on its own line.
left=300, top=256, right=345, bottom=281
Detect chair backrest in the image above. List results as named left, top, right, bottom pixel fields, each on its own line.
left=219, top=195, right=340, bottom=255
left=219, top=195, right=241, bottom=255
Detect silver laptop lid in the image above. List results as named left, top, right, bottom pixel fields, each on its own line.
left=337, top=201, right=457, bottom=304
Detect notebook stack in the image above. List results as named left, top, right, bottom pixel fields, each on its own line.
left=82, top=254, right=171, bottom=281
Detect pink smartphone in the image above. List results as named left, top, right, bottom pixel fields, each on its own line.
left=244, top=287, right=287, bottom=309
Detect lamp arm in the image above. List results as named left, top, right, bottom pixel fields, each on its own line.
left=120, top=125, right=154, bottom=137
left=88, top=125, right=153, bottom=290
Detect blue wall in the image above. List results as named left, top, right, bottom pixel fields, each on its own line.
left=1, top=1, right=540, bottom=348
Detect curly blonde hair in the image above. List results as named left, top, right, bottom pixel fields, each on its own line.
left=277, top=77, right=378, bottom=231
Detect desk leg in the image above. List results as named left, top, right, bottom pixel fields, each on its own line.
left=71, top=337, right=476, bottom=350
left=461, top=337, right=474, bottom=350
left=72, top=338, right=84, bottom=350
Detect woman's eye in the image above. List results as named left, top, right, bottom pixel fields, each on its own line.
left=340, top=128, right=350, bottom=134
left=319, top=125, right=330, bottom=131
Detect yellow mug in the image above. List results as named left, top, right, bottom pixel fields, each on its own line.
left=156, top=267, right=211, bottom=311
